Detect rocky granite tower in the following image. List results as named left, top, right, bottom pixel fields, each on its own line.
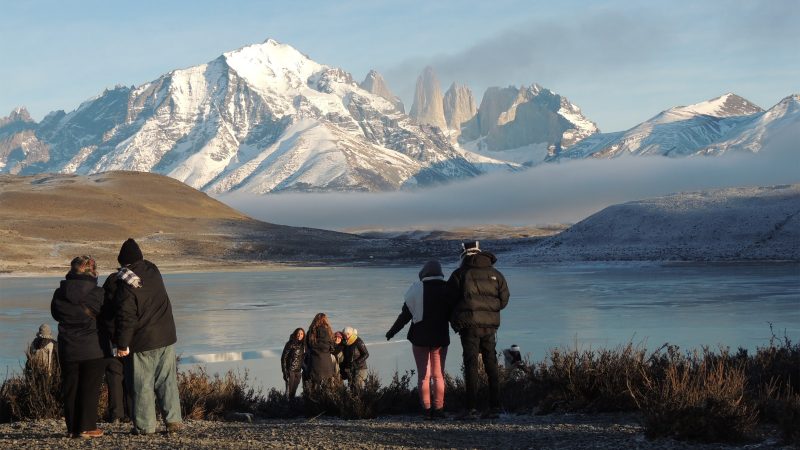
left=409, top=66, right=447, bottom=130
left=443, top=83, right=477, bottom=132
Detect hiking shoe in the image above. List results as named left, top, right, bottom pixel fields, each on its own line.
left=79, top=429, right=104, bottom=439
left=456, top=409, right=480, bottom=420
left=130, top=427, right=150, bottom=436
left=481, top=408, right=501, bottom=419
left=430, top=408, right=446, bottom=420
left=422, top=408, right=433, bottom=420
left=166, top=422, right=184, bottom=433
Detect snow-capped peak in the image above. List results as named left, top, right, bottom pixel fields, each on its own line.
left=670, top=93, right=763, bottom=118
left=222, top=38, right=323, bottom=92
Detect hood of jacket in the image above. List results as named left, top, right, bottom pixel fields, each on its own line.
left=461, top=251, right=497, bottom=268
left=60, top=273, right=99, bottom=304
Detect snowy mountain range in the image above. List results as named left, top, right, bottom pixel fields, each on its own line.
left=0, top=40, right=517, bottom=193
left=0, top=38, right=796, bottom=194
left=550, top=93, right=799, bottom=160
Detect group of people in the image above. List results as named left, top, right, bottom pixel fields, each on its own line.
left=281, top=316, right=369, bottom=397
left=280, top=241, right=511, bottom=420
left=33, top=237, right=509, bottom=438
left=42, top=238, right=182, bottom=438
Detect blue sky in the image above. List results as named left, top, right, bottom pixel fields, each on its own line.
left=2, top=0, right=798, bottom=131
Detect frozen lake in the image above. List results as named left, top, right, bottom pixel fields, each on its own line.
left=2, top=263, right=798, bottom=390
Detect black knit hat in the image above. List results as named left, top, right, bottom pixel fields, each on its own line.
left=117, top=238, right=143, bottom=266
left=460, top=241, right=480, bottom=257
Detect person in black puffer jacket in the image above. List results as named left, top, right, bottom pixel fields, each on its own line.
left=447, top=241, right=509, bottom=419
left=50, top=256, right=106, bottom=439
left=386, top=260, right=451, bottom=418
left=281, top=328, right=305, bottom=398
left=112, top=238, right=182, bottom=435
left=341, top=327, right=369, bottom=390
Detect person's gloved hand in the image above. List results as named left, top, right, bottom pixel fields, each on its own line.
left=385, top=332, right=393, bottom=341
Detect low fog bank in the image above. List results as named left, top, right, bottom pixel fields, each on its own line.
left=219, top=148, right=799, bottom=231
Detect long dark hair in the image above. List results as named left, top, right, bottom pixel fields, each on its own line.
left=291, top=327, right=305, bottom=341
left=307, top=313, right=332, bottom=346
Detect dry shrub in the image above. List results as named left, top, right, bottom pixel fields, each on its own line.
left=177, top=367, right=262, bottom=420
left=0, top=351, right=62, bottom=422
left=301, top=371, right=418, bottom=419
left=630, top=349, right=758, bottom=443
left=257, top=388, right=304, bottom=418
left=777, top=393, right=800, bottom=445
left=534, top=343, right=647, bottom=413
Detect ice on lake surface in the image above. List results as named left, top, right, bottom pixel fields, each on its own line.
left=2, top=263, right=798, bottom=389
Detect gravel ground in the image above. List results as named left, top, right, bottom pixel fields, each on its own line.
left=0, top=413, right=791, bottom=449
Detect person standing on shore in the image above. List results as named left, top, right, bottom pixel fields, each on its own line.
left=50, top=256, right=106, bottom=439
left=112, top=238, right=183, bottom=435
left=26, top=324, right=58, bottom=376
left=341, top=327, right=369, bottom=390
left=281, top=328, right=305, bottom=398
left=305, top=313, right=336, bottom=386
left=386, top=260, right=451, bottom=419
left=447, top=242, right=510, bottom=420
left=332, top=331, right=345, bottom=377
left=100, top=270, right=129, bottom=423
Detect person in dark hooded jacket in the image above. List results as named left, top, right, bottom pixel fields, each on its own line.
left=386, top=260, right=451, bottom=418
left=112, top=238, right=182, bottom=435
left=446, top=241, right=509, bottom=419
left=281, top=328, right=305, bottom=398
left=50, top=256, right=106, bottom=439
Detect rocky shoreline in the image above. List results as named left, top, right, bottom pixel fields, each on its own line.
left=0, top=413, right=789, bottom=449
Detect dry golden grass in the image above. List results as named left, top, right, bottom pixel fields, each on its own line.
left=0, top=171, right=375, bottom=273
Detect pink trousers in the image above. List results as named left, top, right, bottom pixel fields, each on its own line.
left=412, top=345, right=448, bottom=410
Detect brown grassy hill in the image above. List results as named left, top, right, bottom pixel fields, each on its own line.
left=0, top=171, right=428, bottom=274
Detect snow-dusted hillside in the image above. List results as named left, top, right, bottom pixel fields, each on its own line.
left=551, top=93, right=773, bottom=160
left=513, top=184, right=800, bottom=262
left=0, top=39, right=506, bottom=193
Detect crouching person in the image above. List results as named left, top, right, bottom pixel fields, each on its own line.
left=113, top=238, right=183, bottom=435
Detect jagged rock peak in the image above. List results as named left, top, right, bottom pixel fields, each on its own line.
left=409, top=66, right=447, bottom=130
left=1, top=107, right=33, bottom=124
left=0, top=106, right=35, bottom=126
left=672, top=93, right=763, bottom=118
left=359, top=70, right=405, bottom=113
left=443, top=83, right=477, bottom=131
